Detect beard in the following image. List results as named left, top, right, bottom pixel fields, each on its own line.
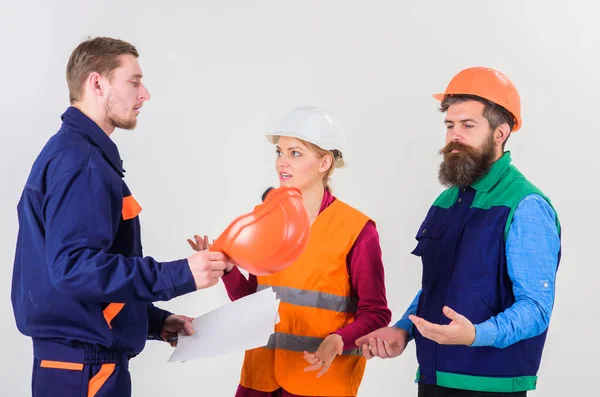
left=105, top=100, right=137, bottom=130
left=438, top=133, right=496, bottom=188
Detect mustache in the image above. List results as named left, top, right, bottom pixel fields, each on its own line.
left=439, top=141, right=476, bottom=156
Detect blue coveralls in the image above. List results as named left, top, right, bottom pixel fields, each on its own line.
left=11, top=106, right=196, bottom=396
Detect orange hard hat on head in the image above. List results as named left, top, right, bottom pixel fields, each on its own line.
left=433, top=67, right=522, bottom=132
left=210, top=186, right=310, bottom=276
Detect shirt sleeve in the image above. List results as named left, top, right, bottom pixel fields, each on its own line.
left=44, top=159, right=196, bottom=303
left=393, top=290, right=422, bottom=341
left=333, top=220, right=392, bottom=350
left=221, top=266, right=258, bottom=301
left=471, top=194, right=560, bottom=348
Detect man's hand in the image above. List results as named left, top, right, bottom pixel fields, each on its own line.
left=160, top=314, right=195, bottom=347
left=187, top=234, right=234, bottom=272
left=356, top=327, right=409, bottom=359
left=187, top=249, right=228, bottom=289
left=303, top=334, right=343, bottom=378
left=409, top=306, right=475, bottom=346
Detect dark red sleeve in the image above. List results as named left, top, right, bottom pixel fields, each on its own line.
left=334, top=220, right=392, bottom=350
left=221, top=266, right=258, bottom=301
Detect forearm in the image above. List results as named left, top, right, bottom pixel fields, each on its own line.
left=472, top=296, right=552, bottom=348
left=335, top=302, right=391, bottom=351
left=47, top=250, right=195, bottom=303
left=393, top=290, right=421, bottom=341
left=335, top=221, right=392, bottom=350
left=221, top=266, right=258, bottom=301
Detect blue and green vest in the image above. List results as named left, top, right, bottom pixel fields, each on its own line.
left=412, top=152, right=561, bottom=393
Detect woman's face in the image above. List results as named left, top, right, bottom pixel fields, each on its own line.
left=275, top=136, right=330, bottom=190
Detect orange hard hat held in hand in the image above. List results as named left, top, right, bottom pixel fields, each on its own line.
left=209, top=185, right=310, bottom=276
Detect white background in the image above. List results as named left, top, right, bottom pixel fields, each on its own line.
left=1, top=1, right=598, bottom=395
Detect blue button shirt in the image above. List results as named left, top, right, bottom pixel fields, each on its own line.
left=395, top=194, right=560, bottom=348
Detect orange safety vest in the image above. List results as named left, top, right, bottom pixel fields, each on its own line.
left=239, top=198, right=371, bottom=397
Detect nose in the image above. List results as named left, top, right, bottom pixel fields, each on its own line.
left=277, top=158, right=289, bottom=168
left=276, top=154, right=290, bottom=168
left=447, top=128, right=465, bottom=144
left=140, top=83, right=151, bottom=101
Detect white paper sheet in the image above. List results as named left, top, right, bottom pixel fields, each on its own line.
left=168, top=287, right=280, bottom=362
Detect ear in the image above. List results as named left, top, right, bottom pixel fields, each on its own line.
left=495, top=123, right=511, bottom=146
left=319, top=154, right=333, bottom=173
left=87, top=72, right=105, bottom=98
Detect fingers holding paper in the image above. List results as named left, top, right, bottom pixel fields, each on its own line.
left=160, top=314, right=195, bottom=347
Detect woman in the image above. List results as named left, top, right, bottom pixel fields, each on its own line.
left=188, top=106, right=391, bottom=397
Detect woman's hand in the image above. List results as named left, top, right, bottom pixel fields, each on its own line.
left=187, top=234, right=212, bottom=251
left=303, top=334, right=344, bottom=378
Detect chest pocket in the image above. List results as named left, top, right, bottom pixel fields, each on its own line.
left=412, top=218, right=447, bottom=289
left=411, top=220, right=445, bottom=257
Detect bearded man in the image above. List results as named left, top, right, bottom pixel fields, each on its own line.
left=356, top=67, right=562, bottom=397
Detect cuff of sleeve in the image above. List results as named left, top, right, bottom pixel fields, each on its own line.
left=393, top=319, right=414, bottom=341
left=221, top=266, right=243, bottom=289
left=222, top=265, right=240, bottom=278
left=471, top=321, right=498, bottom=347
left=147, top=306, right=172, bottom=341
left=331, top=329, right=356, bottom=351
left=165, top=258, right=197, bottom=298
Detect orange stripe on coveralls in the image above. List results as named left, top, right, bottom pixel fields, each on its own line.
left=40, top=360, right=84, bottom=371
left=122, top=195, right=142, bottom=220
left=103, top=303, right=125, bottom=328
left=87, top=363, right=116, bottom=397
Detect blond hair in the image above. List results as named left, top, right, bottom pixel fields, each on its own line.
left=302, top=140, right=338, bottom=192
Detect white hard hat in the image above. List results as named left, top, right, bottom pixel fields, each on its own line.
left=266, top=106, right=346, bottom=168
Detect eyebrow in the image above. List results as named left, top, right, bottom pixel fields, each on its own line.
left=445, top=118, right=478, bottom=124
left=275, top=146, right=304, bottom=151
left=130, top=74, right=143, bottom=80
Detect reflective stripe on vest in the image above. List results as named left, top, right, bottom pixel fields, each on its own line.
left=263, top=332, right=362, bottom=356
left=256, top=284, right=358, bottom=313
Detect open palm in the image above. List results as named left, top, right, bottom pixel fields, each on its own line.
left=355, top=327, right=409, bottom=359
